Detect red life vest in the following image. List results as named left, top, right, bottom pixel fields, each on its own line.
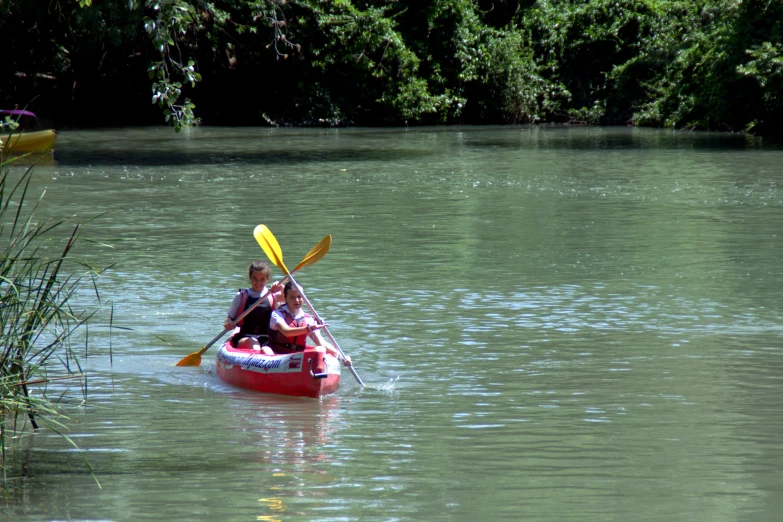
left=267, top=306, right=311, bottom=353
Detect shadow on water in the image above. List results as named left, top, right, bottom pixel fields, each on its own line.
left=460, top=125, right=775, bottom=150
left=50, top=125, right=779, bottom=166
left=50, top=126, right=441, bottom=166
left=53, top=147, right=438, bottom=167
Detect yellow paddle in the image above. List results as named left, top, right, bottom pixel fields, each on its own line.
left=254, top=224, right=288, bottom=274
left=254, top=225, right=365, bottom=387
left=175, top=235, right=332, bottom=367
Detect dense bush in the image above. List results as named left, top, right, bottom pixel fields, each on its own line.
left=0, top=0, right=780, bottom=133
left=523, top=0, right=783, bottom=131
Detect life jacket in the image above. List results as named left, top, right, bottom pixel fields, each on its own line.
left=267, top=305, right=311, bottom=353
left=235, top=289, right=275, bottom=336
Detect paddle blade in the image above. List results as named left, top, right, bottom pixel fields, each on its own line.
left=254, top=224, right=289, bottom=274
left=175, top=347, right=206, bottom=367
left=293, top=234, right=331, bottom=273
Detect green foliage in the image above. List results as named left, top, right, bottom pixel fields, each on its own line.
left=0, top=0, right=780, bottom=132
left=738, top=42, right=783, bottom=91
left=0, top=161, right=109, bottom=490
left=524, top=0, right=783, bottom=131
left=143, top=0, right=203, bottom=130
left=304, top=1, right=452, bottom=123
left=293, top=0, right=560, bottom=124
left=0, top=118, right=19, bottom=133
left=451, top=11, right=557, bottom=122
left=524, top=0, right=668, bottom=123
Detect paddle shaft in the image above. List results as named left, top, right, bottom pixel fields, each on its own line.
left=208, top=271, right=299, bottom=353
left=200, top=287, right=273, bottom=354
left=200, top=328, right=231, bottom=354
left=287, top=273, right=365, bottom=387
left=178, top=235, right=331, bottom=367
left=253, top=225, right=362, bottom=386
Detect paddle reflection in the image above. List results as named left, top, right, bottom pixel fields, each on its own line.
left=257, top=496, right=285, bottom=522
left=223, top=393, right=345, bottom=519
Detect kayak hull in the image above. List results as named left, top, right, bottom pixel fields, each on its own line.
left=1, top=129, right=57, bottom=154
left=216, top=342, right=341, bottom=398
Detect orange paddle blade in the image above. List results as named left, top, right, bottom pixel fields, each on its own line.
left=175, top=346, right=207, bottom=367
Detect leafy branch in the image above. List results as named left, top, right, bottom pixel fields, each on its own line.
left=141, top=0, right=202, bottom=131
left=251, top=0, right=301, bottom=60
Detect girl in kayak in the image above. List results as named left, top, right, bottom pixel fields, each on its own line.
left=224, top=260, right=283, bottom=353
left=267, top=281, right=352, bottom=366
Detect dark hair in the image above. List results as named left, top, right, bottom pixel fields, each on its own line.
left=283, top=280, right=297, bottom=297
left=248, top=260, right=271, bottom=279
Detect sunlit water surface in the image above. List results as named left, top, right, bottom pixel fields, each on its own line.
left=4, top=126, right=783, bottom=521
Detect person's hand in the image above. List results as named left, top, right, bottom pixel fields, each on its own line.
left=307, top=323, right=329, bottom=333
left=270, top=280, right=283, bottom=293
left=224, top=318, right=236, bottom=330
left=342, top=355, right=352, bottom=367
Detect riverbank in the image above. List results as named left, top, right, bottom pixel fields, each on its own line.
left=3, top=1, right=781, bottom=135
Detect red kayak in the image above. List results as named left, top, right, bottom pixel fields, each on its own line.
left=216, top=341, right=341, bottom=397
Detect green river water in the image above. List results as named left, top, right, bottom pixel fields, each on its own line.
left=3, top=126, right=783, bottom=521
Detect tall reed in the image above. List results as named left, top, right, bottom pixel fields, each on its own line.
left=1, top=156, right=108, bottom=490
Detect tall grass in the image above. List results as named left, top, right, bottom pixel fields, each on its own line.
left=1, top=155, right=109, bottom=491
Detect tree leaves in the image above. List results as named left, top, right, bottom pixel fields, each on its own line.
left=2, top=0, right=780, bottom=132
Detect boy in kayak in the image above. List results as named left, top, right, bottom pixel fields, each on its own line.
left=224, top=260, right=284, bottom=353
left=267, top=281, right=352, bottom=366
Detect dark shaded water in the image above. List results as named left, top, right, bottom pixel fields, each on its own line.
left=4, top=126, right=783, bottom=521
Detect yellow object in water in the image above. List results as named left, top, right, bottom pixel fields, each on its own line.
left=1, top=129, right=58, bottom=154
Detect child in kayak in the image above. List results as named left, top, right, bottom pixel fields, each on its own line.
left=267, top=281, right=352, bottom=366
left=224, top=260, right=283, bottom=353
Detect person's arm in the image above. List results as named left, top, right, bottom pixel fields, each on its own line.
left=270, top=281, right=284, bottom=308
left=269, top=310, right=310, bottom=337
left=273, top=319, right=310, bottom=337
left=224, top=292, right=242, bottom=329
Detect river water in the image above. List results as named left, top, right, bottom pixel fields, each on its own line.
left=4, top=126, right=783, bottom=521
